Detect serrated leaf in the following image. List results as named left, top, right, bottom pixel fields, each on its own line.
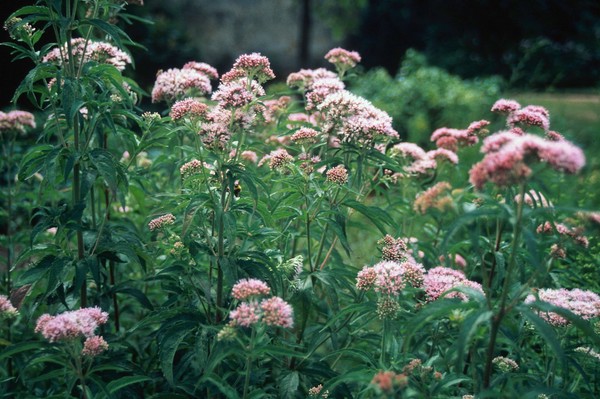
left=279, top=371, right=299, bottom=399
left=158, top=322, right=197, bottom=386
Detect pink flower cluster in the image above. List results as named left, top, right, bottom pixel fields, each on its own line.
left=305, top=77, right=345, bottom=110
left=391, top=143, right=458, bottom=176
left=228, top=279, right=294, bottom=328
left=170, top=98, right=208, bottom=121
left=231, top=278, right=271, bottom=300
left=290, top=127, right=320, bottom=144
left=378, top=235, right=408, bottom=263
left=212, top=78, right=265, bottom=109
left=82, top=335, right=109, bottom=357
left=221, top=52, right=275, bottom=83
left=0, top=110, right=36, bottom=133
left=152, top=62, right=216, bottom=103
left=263, top=148, right=293, bottom=170
left=536, top=221, right=589, bottom=248
left=182, top=61, right=219, bottom=80
left=43, top=38, right=132, bottom=71
left=318, top=90, right=398, bottom=145
left=431, top=126, right=479, bottom=152
left=357, top=259, right=425, bottom=295
left=515, top=189, right=552, bottom=208
left=325, top=165, right=348, bottom=185
left=148, top=213, right=175, bottom=231
left=286, top=68, right=337, bottom=90
left=324, top=47, right=361, bottom=69
left=525, top=288, right=600, bottom=326
left=0, top=295, right=18, bottom=317
left=469, top=132, right=585, bottom=189
left=423, top=267, right=483, bottom=302
left=35, top=307, right=108, bottom=343
left=414, top=182, right=453, bottom=214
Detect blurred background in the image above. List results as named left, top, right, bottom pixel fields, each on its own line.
left=2, top=0, right=600, bottom=150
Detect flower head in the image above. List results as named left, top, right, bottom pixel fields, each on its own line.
left=290, top=127, right=320, bottom=144
left=170, top=98, right=208, bottom=121
left=82, top=335, right=109, bottom=357
left=423, top=267, right=483, bottom=302
left=260, top=296, right=294, bottom=328
left=148, top=214, right=176, bottom=231
left=0, top=295, right=18, bottom=317
left=491, top=98, right=521, bottom=114
left=324, top=47, right=361, bottom=70
left=152, top=67, right=212, bottom=103
left=231, top=279, right=271, bottom=300
left=182, top=61, right=219, bottom=79
left=222, top=53, right=275, bottom=83
left=0, top=110, right=36, bottom=134
left=325, top=165, right=348, bottom=185
left=35, top=307, right=109, bottom=342
left=525, top=288, right=600, bottom=326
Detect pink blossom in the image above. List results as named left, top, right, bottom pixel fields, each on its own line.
left=491, top=99, right=521, bottom=114
left=82, top=336, right=109, bottom=357
left=290, top=127, right=320, bottom=144
left=378, top=235, right=409, bottom=263
left=0, top=295, right=18, bottom=317
left=212, top=78, right=265, bottom=109
left=507, top=108, right=550, bottom=131
left=286, top=68, right=337, bottom=90
left=469, top=133, right=585, bottom=189
left=229, top=302, right=260, bottom=327
left=261, top=96, right=291, bottom=123
left=35, top=307, right=109, bottom=342
left=414, top=182, right=453, bottom=214
left=148, top=214, right=175, bottom=230
left=43, top=38, right=132, bottom=71
left=0, top=110, right=36, bottom=133
left=426, top=148, right=459, bottom=165
left=515, top=190, right=552, bottom=208
left=324, top=47, right=361, bottom=69
left=466, top=119, right=491, bottom=136
left=267, top=149, right=294, bottom=170
left=404, top=158, right=437, bottom=175
left=182, top=61, right=219, bottom=80
left=390, top=143, right=427, bottom=161
left=260, top=296, right=294, bottom=328
left=525, top=288, right=600, bottom=326
left=241, top=150, right=258, bottom=164
left=231, top=279, right=271, bottom=300
left=325, top=165, right=348, bottom=185
left=372, top=261, right=406, bottom=296
left=170, top=98, right=208, bottom=120
left=222, top=53, right=275, bottom=83
left=356, top=266, right=378, bottom=291
left=423, top=267, right=483, bottom=302
left=546, top=130, right=565, bottom=141
left=305, top=78, right=345, bottom=110
left=430, top=127, right=478, bottom=151
left=152, top=67, right=212, bottom=103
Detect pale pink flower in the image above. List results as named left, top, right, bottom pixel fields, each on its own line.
left=0, top=110, right=36, bottom=133
left=82, top=335, right=109, bottom=357
left=286, top=68, right=337, bottom=90
left=430, top=127, right=478, bottom=151
left=229, top=302, right=260, bottom=327
left=260, top=296, right=294, bottom=328
left=35, top=307, right=109, bottom=342
left=371, top=261, right=406, bottom=296
left=212, top=78, right=265, bottom=108
left=231, top=279, right=271, bottom=300
left=170, top=98, right=208, bottom=120
left=324, top=47, right=361, bottom=69
left=414, top=182, right=453, bottom=214
left=241, top=150, right=258, bottom=164
left=182, top=61, right=219, bottom=80
left=426, top=148, right=459, bottom=165
left=507, top=107, right=550, bottom=131
left=466, top=119, right=491, bottom=136
left=405, top=158, right=437, bottom=175
left=148, top=214, right=175, bottom=231
left=356, top=266, right=378, bottom=291
left=0, top=295, right=18, bottom=317
left=222, top=53, right=275, bottom=83
left=305, top=78, right=345, bottom=110
left=491, top=98, right=521, bottom=114
left=308, top=384, right=329, bottom=398
left=469, top=133, right=585, bottom=189
left=261, top=96, right=291, bottom=123
left=180, top=159, right=204, bottom=179
left=525, top=288, right=600, bottom=326
left=268, top=149, right=293, bottom=170
left=290, top=127, right=320, bottom=144
left=546, top=130, right=565, bottom=141
left=43, top=38, right=131, bottom=71
left=423, top=267, right=483, bottom=302
left=378, top=235, right=409, bottom=263
left=152, top=67, right=212, bottom=103
left=325, top=165, right=348, bottom=185
left=318, top=90, right=398, bottom=144
left=536, top=221, right=588, bottom=248
left=390, top=142, right=427, bottom=161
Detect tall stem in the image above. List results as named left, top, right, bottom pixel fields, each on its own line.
left=242, top=327, right=257, bottom=399
left=482, top=183, right=526, bottom=388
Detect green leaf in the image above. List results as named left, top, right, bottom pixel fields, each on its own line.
left=279, top=371, right=299, bottom=399
left=519, top=305, right=566, bottom=369
left=79, top=19, right=132, bottom=49
left=342, top=199, right=392, bottom=234
left=107, top=375, right=152, bottom=394
left=158, top=322, right=197, bottom=386
left=89, top=148, right=127, bottom=193
left=18, top=145, right=57, bottom=181
left=455, top=309, right=493, bottom=371
left=0, top=341, right=44, bottom=362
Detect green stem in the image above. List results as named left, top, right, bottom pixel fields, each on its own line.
left=482, top=183, right=526, bottom=389
left=242, top=328, right=257, bottom=399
